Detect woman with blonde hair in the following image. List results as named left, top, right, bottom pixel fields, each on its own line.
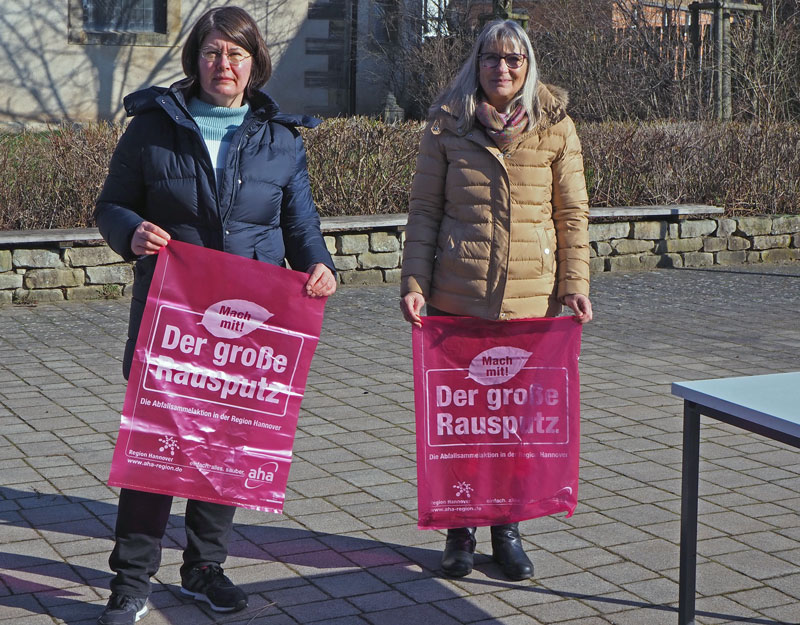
left=401, top=19, right=592, bottom=580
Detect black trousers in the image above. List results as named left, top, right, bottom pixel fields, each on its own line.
left=108, top=488, right=236, bottom=597
left=424, top=304, right=453, bottom=318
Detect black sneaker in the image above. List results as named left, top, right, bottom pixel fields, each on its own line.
left=98, top=593, right=148, bottom=625
left=180, top=564, right=247, bottom=612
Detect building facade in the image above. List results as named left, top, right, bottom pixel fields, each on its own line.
left=0, top=0, right=416, bottom=126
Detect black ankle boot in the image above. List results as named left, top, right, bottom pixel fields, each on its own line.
left=440, top=527, right=477, bottom=577
left=490, top=523, right=533, bottom=580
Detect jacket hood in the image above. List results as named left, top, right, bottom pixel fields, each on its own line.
left=432, top=82, right=569, bottom=136
left=122, top=78, right=320, bottom=129
left=535, top=83, right=569, bottom=130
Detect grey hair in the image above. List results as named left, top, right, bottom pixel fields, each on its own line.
left=429, top=19, right=540, bottom=135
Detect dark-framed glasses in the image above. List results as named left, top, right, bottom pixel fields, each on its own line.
left=479, top=53, right=527, bottom=69
left=199, top=48, right=251, bottom=66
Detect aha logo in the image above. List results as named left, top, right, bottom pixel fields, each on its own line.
left=244, top=461, right=279, bottom=489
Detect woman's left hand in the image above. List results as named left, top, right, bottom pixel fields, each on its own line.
left=563, top=294, right=593, bottom=324
left=305, top=263, right=337, bottom=297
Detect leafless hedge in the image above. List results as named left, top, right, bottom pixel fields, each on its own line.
left=0, top=123, right=123, bottom=230
left=301, top=117, right=422, bottom=216
left=1, top=118, right=798, bottom=231
left=581, top=121, right=800, bottom=214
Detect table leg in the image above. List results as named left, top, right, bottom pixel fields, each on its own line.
left=679, top=401, right=701, bottom=625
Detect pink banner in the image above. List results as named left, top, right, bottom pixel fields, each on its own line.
left=413, top=316, right=582, bottom=529
left=108, top=240, right=326, bottom=513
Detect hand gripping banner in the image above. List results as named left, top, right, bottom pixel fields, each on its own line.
left=108, top=240, right=326, bottom=513
left=413, top=316, right=582, bottom=529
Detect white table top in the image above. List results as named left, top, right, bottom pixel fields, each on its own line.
left=672, top=372, right=800, bottom=438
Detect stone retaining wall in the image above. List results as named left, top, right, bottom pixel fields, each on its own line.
left=0, top=245, right=131, bottom=305
left=327, top=231, right=403, bottom=286
left=589, top=215, right=800, bottom=273
left=1, top=214, right=798, bottom=304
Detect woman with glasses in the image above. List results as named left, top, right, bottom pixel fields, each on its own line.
left=400, top=19, right=592, bottom=581
left=94, top=6, right=335, bottom=624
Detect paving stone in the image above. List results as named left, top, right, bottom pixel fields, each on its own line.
left=604, top=607, right=676, bottom=625
left=714, top=549, right=798, bottom=580
left=735, top=529, right=800, bottom=554
left=291, top=476, right=358, bottom=498
left=362, top=604, right=459, bottom=625
left=763, top=601, right=800, bottom=623
left=309, top=616, right=370, bottom=625
left=624, top=576, right=679, bottom=604
left=265, top=583, right=329, bottom=606
left=520, top=597, right=600, bottom=622
left=570, top=521, right=653, bottom=548
left=436, top=593, right=521, bottom=621
left=282, top=597, right=362, bottom=622
left=609, top=538, right=679, bottom=572
left=311, top=571, right=390, bottom=598
left=539, top=571, right=620, bottom=598
left=367, top=563, right=434, bottom=585
left=695, top=561, right=761, bottom=595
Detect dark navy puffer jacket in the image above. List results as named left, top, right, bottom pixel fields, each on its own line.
left=95, top=78, right=333, bottom=377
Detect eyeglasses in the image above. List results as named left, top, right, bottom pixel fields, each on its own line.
left=479, top=53, right=527, bottom=69
left=199, top=48, right=251, bottom=66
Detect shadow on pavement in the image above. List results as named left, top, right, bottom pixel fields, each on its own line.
left=2, top=486, right=794, bottom=625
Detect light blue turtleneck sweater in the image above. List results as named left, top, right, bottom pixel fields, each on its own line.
left=186, top=98, right=250, bottom=183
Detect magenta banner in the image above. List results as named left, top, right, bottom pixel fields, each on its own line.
left=108, top=240, right=326, bottom=513
left=413, top=316, right=582, bottom=529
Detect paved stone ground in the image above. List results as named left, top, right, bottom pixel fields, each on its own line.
left=1, top=264, right=799, bottom=625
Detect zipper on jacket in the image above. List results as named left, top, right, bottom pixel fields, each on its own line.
left=468, top=131, right=512, bottom=318
left=189, top=120, right=225, bottom=235
left=221, top=118, right=258, bottom=236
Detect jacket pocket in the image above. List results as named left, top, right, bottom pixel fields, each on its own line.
left=537, top=227, right=556, bottom=276
left=435, top=230, right=457, bottom=261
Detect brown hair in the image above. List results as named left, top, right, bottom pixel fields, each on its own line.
left=181, top=6, right=272, bottom=99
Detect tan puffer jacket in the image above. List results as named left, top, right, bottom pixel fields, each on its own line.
left=401, top=83, right=590, bottom=320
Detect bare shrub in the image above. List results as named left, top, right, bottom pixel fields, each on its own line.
left=301, top=117, right=423, bottom=216
left=533, top=0, right=705, bottom=121
left=731, top=13, right=800, bottom=121
left=364, top=1, right=476, bottom=120
left=580, top=121, right=800, bottom=214
left=0, top=122, right=123, bottom=230
left=401, top=33, right=475, bottom=119
left=532, top=0, right=800, bottom=123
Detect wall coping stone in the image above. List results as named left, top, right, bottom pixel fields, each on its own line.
left=589, top=205, right=723, bottom=219
left=320, top=214, right=408, bottom=232
left=0, top=228, right=105, bottom=247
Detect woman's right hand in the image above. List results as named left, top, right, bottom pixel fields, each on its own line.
left=131, top=221, right=171, bottom=256
left=401, top=292, right=426, bottom=328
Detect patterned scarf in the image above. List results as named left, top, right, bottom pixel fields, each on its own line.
left=475, top=100, right=529, bottom=150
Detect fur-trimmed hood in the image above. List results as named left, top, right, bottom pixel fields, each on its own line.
left=535, top=83, right=569, bottom=131
left=432, top=82, right=570, bottom=136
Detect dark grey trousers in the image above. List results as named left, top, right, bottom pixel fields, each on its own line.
left=108, top=488, right=236, bottom=597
